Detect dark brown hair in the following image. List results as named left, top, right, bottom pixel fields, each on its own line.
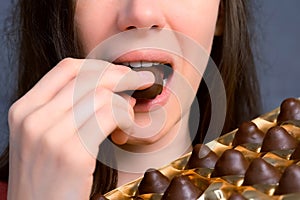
left=0, top=0, right=261, bottom=198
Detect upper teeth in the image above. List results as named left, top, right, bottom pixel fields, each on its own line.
left=122, top=61, right=162, bottom=68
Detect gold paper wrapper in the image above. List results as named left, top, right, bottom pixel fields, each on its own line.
left=104, top=101, right=300, bottom=200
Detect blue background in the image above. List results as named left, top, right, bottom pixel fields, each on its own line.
left=0, top=1, right=300, bottom=152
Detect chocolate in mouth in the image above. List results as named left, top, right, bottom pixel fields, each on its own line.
left=132, top=65, right=164, bottom=99
left=123, top=63, right=173, bottom=99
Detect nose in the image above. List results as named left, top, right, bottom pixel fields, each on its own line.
left=117, top=0, right=166, bottom=30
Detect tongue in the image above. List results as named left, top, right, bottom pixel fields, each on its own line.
left=132, top=65, right=164, bottom=99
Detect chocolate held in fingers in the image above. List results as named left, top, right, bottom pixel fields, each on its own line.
left=131, top=66, right=164, bottom=99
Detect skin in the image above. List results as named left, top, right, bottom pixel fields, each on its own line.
left=8, top=0, right=221, bottom=199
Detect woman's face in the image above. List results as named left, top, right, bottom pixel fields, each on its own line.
left=75, top=0, right=221, bottom=146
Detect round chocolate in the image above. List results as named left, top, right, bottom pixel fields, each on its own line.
left=228, top=192, right=247, bottom=200
left=185, top=144, right=218, bottom=169
left=291, top=143, right=300, bottom=160
left=275, top=164, right=300, bottom=195
left=161, top=175, right=203, bottom=200
left=243, top=158, right=281, bottom=186
left=131, top=66, right=164, bottom=99
left=277, top=98, right=300, bottom=124
left=212, top=149, right=249, bottom=177
left=261, top=126, right=298, bottom=152
left=138, top=168, right=170, bottom=195
left=232, top=121, right=265, bottom=146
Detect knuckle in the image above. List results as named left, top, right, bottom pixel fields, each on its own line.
left=40, top=134, right=57, bottom=152
left=58, top=57, right=75, bottom=68
left=8, top=101, right=22, bottom=124
left=21, top=113, right=39, bottom=135
left=56, top=58, right=80, bottom=74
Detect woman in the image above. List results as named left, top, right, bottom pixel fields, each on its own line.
left=0, top=0, right=261, bottom=199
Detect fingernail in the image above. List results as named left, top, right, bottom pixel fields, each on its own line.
left=137, top=71, right=155, bottom=84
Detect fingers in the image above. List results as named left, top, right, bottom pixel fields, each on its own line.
left=49, top=101, right=134, bottom=158
left=11, top=58, right=153, bottom=126
left=111, top=129, right=129, bottom=145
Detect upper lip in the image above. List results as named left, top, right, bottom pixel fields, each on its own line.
left=113, top=50, right=175, bottom=68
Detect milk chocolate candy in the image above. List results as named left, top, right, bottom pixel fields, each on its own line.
left=185, top=144, right=219, bottom=169
left=137, top=168, right=170, bottom=195
left=275, top=164, right=300, bottom=195
left=291, top=143, right=300, bottom=160
left=132, top=66, right=164, bottom=99
left=161, top=175, right=203, bottom=200
left=243, top=158, right=281, bottom=186
left=228, top=192, right=247, bottom=200
left=277, top=98, right=300, bottom=124
left=261, top=126, right=298, bottom=152
left=232, top=121, right=265, bottom=146
left=212, top=149, right=249, bottom=177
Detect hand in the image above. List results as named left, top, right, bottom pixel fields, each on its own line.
left=7, top=58, right=154, bottom=199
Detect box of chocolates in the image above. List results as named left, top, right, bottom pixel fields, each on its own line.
left=103, top=98, right=300, bottom=200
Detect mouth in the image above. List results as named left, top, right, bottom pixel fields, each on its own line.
left=114, top=61, right=174, bottom=99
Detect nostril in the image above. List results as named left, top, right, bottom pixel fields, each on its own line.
left=151, top=25, right=159, bottom=29
left=126, top=26, right=136, bottom=30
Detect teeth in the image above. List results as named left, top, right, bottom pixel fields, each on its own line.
left=130, top=61, right=142, bottom=68
left=141, top=61, right=153, bottom=67
left=163, top=78, right=167, bottom=86
left=121, top=61, right=165, bottom=68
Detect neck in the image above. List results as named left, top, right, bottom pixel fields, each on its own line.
left=116, top=111, right=193, bottom=187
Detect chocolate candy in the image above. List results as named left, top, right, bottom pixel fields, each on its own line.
left=243, top=158, right=281, bottom=186
left=185, top=144, right=218, bottom=169
left=137, top=168, right=170, bottom=195
left=132, top=66, right=164, bottom=99
left=261, top=126, right=298, bottom=152
left=232, top=121, right=265, bottom=146
left=212, top=149, right=249, bottom=177
left=277, top=98, right=300, bottom=124
left=228, top=192, right=247, bottom=200
left=275, top=164, right=300, bottom=195
left=291, top=143, right=300, bottom=160
left=161, top=175, right=203, bottom=200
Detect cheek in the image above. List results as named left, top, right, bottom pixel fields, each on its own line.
left=165, top=0, right=220, bottom=52
left=75, top=1, right=119, bottom=55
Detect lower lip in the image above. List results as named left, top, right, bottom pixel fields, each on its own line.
left=133, top=77, right=172, bottom=112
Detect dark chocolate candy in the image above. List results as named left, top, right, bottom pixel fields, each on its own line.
left=228, top=192, right=247, bottom=200
left=132, top=66, right=164, bottom=99
left=185, top=144, right=218, bottom=169
left=261, top=126, right=298, bottom=152
left=161, top=175, right=203, bottom=200
left=137, top=168, right=170, bottom=195
left=275, top=164, right=300, bottom=195
left=277, top=98, right=300, bottom=124
left=232, top=121, right=265, bottom=146
left=212, top=149, right=249, bottom=177
left=243, top=158, right=281, bottom=186
left=291, top=143, right=300, bottom=160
